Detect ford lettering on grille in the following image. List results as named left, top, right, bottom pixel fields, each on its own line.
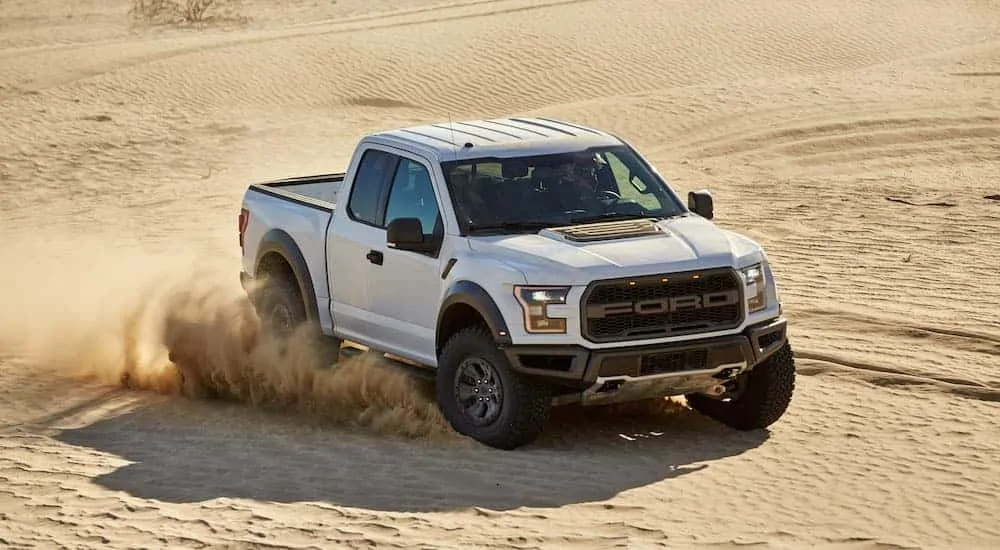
left=586, top=289, right=740, bottom=318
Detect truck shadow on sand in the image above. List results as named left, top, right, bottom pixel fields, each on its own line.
left=55, top=397, right=769, bottom=513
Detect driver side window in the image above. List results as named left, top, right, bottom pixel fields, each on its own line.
left=384, top=158, right=441, bottom=238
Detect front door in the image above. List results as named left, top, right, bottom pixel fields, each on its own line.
left=326, top=147, right=396, bottom=346
left=366, top=154, right=448, bottom=366
left=328, top=145, right=448, bottom=366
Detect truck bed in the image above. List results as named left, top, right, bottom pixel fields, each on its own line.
left=241, top=172, right=346, bottom=336
left=248, top=172, right=345, bottom=211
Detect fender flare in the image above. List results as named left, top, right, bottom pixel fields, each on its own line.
left=437, top=280, right=513, bottom=349
left=254, top=229, right=321, bottom=324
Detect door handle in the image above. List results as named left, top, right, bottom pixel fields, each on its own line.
left=366, top=250, right=383, bottom=265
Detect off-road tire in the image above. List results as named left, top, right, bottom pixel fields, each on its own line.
left=686, top=342, right=796, bottom=430
left=252, top=274, right=308, bottom=338
left=436, top=325, right=551, bottom=450
left=250, top=274, right=343, bottom=365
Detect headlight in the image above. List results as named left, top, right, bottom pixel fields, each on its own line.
left=741, top=263, right=767, bottom=313
left=513, top=286, right=570, bottom=333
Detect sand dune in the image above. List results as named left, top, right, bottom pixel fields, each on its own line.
left=1, top=0, right=999, bottom=548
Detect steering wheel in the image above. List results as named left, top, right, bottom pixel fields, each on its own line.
left=596, top=189, right=622, bottom=202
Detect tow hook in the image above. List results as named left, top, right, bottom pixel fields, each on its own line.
left=707, top=365, right=745, bottom=397
left=703, top=378, right=739, bottom=398
left=704, top=384, right=727, bottom=397
left=714, top=366, right=742, bottom=379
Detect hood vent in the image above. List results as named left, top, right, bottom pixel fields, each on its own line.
left=547, top=219, right=665, bottom=243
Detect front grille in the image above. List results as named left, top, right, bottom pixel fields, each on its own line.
left=581, top=268, right=744, bottom=343
left=595, top=348, right=711, bottom=378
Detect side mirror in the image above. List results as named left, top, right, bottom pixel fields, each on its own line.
left=387, top=217, right=435, bottom=252
left=687, top=189, right=714, bottom=220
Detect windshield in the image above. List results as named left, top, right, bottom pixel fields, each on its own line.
left=440, top=145, right=686, bottom=235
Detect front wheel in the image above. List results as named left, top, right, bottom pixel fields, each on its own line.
left=436, top=326, right=551, bottom=449
left=686, top=342, right=796, bottom=430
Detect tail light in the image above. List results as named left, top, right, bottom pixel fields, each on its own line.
left=238, top=208, right=249, bottom=251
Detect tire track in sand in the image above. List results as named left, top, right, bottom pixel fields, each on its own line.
left=685, top=113, right=1000, bottom=169
left=795, top=308, right=1000, bottom=350
left=0, top=0, right=596, bottom=99
left=797, top=351, right=1000, bottom=403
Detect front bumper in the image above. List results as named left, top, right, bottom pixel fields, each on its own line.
left=502, top=316, right=788, bottom=406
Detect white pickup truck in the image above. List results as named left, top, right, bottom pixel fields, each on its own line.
left=237, top=116, right=795, bottom=449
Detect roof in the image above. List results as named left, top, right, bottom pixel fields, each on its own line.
left=368, top=116, right=625, bottom=162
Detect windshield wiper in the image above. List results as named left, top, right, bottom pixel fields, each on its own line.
left=466, top=221, right=554, bottom=234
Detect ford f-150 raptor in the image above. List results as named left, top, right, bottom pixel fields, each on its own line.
left=237, top=116, right=795, bottom=449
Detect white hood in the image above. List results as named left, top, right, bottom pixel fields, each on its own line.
left=467, top=215, right=765, bottom=285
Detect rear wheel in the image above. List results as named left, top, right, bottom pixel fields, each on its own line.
left=436, top=326, right=551, bottom=449
left=252, top=273, right=308, bottom=337
left=251, top=272, right=342, bottom=365
left=685, top=342, right=796, bottom=430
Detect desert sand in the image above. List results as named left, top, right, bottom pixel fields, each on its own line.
left=1, top=0, right=999, bottom=548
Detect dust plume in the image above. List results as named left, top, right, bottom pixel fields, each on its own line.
left=0, top=244, right=457, bottom=442
left=156, top=274, right=458, bottom=441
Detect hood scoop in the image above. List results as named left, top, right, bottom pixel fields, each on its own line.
left=544, top=218, right=666, bottom=243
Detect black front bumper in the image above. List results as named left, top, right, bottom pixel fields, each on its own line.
left=502, top=316, right=788, bottom=386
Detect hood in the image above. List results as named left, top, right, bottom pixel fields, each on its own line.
left=467, top=215, right=764, bottom=285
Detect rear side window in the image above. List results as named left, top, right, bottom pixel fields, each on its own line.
left=347, top=149, right=396, bottom=225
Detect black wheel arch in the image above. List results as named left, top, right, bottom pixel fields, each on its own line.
left=254, top=229, right=321, bottom=324
left=437, top=280, right=513, bottom=354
